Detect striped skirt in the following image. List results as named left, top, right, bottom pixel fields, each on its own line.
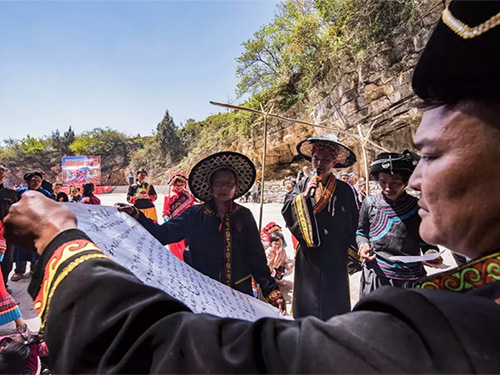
left=360, top=256, right=426, bottom=298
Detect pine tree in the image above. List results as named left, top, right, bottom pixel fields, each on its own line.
left=155, top=110, right=182, bottom=163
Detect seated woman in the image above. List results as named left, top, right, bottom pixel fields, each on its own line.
left=356, top=151, right=441, bottom=297
left=118, top=152, right=285, bottom=314
left=265, top=231, right=293, bottom=286
left=0, top=331, right=49, bottom=374
left=260, top=221, right=283, bottom=249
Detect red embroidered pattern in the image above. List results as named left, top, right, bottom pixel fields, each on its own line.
left=34, top=240, right=105, bottom=320
left=313, top=175, right=337, bottom=215
left=417, top=252, right=500, bottom=291
left=266, top=289, right=283, bottom=303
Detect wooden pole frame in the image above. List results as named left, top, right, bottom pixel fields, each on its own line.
left=258, top=103, right=273, bottom=231
left=209, top=100, right=388, bottom=229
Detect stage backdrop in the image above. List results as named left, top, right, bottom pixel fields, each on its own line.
left=62, top=156, right=101, bottom=186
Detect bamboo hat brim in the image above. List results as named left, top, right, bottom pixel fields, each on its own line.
left=188, top=151, right=256, bottom=202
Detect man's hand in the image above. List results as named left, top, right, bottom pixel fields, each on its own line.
left=271, top=298, right=287, bottom=316
left=4, top=191, right=77, bottom=255
left=115, top=203, right=137, bottom=217
left=358, top=243, right=375, bottom=261
left=304, top=176, right=319, bottom=197
left=423, top=249, right=444, bottom=268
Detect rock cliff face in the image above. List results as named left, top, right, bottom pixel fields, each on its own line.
left=231, top=0, right=443, bottom=181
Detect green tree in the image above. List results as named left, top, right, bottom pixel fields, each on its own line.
left=178, top=118, right=202, bottom=155
left=69, top=128, right=130, bottom=178
left=155, top=110, right=182, bottom=163
left=49, top=126, right=76, bottom=157
left=236, top=0, right=323, bottom=97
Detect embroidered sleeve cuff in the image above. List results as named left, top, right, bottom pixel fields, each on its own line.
left=266, top=289, right=283, bottom=303
left=28, top=229, right=109, bottom=331
left=132, top=206, right=141, bottom=220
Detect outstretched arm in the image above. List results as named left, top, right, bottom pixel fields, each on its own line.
left=3, top=192, right=442, bottom=374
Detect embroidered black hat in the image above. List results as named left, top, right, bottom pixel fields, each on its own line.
left=296, top=134, right=357, bottom=168
left=23, top=171, right=43, bottom=181
left=413, top=1, right=500, bottom=101
left=369, top=150, right=420, bottom=180
left=188, top=151, right=256, bottom=202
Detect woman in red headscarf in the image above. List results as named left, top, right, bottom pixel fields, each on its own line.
left=162, top=173, right=194, bottom=261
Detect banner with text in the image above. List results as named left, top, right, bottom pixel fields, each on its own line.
left=62, top=156, right=101, bottom=186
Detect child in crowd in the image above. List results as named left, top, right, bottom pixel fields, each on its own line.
left=0, top=331, right=49, bottom=374
left=265, top=231, right=293, bottom=286
left=80, top=183, right=101, bottom=205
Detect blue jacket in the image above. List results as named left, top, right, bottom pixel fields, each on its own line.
left=17, top=186, right=53, bottom=199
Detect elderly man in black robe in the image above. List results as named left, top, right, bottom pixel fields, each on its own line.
left=281, top=134, right=359, bottom=320
left=3, top=1, right=500, bottom=373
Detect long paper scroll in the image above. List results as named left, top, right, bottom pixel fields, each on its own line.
left=66, top=203, right=288, bottom=321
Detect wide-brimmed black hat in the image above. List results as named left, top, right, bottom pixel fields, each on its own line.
left=296, top=134, right=356, bottom=168
left=23, top=171, right=43, bottom=181
left=413, top=1, right=500, bottom=101
left=188, top=151, right=256, bottom=202
left=370, top=150, right=420, bottom=180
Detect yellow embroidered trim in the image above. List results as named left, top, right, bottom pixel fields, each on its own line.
left=34, top=241, right=102, bottom=318
left=39, top=253, right=109, bottom=330
left=235, top=274, right=251, bottom=285
left=293, top=193, right=315, bottom=248
left=266, top=289, right=283, bottom=303
left=442, top=7, right=500, bottom=39
left=223, top=214, right=232, bottom=286
left=132, top=206, right=141, bottom=220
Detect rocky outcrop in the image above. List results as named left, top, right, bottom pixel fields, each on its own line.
left=231, top=0, right=443, bottom=180
left=151, top=1, right=444, bottom=185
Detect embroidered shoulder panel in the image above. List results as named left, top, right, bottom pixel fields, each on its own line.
left=416, top=252, right=500, bottom=292
left=313, top=175, right=336, bottom=215
left=293, top=193, right=315, bottom=248
left=34, top=239, right=108, bottom=331
left=369, top=193, right=419, bottom=242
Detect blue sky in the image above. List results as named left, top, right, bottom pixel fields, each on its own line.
left=0, top=0, right=279, bottom=141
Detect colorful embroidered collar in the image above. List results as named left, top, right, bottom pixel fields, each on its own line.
left=416, top=251, right=500, bottom=292
left=313, top=174, right=337, bottom=215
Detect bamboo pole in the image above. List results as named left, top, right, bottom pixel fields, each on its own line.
left=209, top=100, right=390, bottom=224
left=210, top=100, right=390, bottom=153
left=357, top=124, right=371, bottom=196
left=258, top=103, right=269, bottom=231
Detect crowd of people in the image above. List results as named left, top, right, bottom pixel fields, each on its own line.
left=1, top=1, right=500, bottom=372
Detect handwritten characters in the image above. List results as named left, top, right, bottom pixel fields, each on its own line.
left=65, top=204, right=287, bottom=321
